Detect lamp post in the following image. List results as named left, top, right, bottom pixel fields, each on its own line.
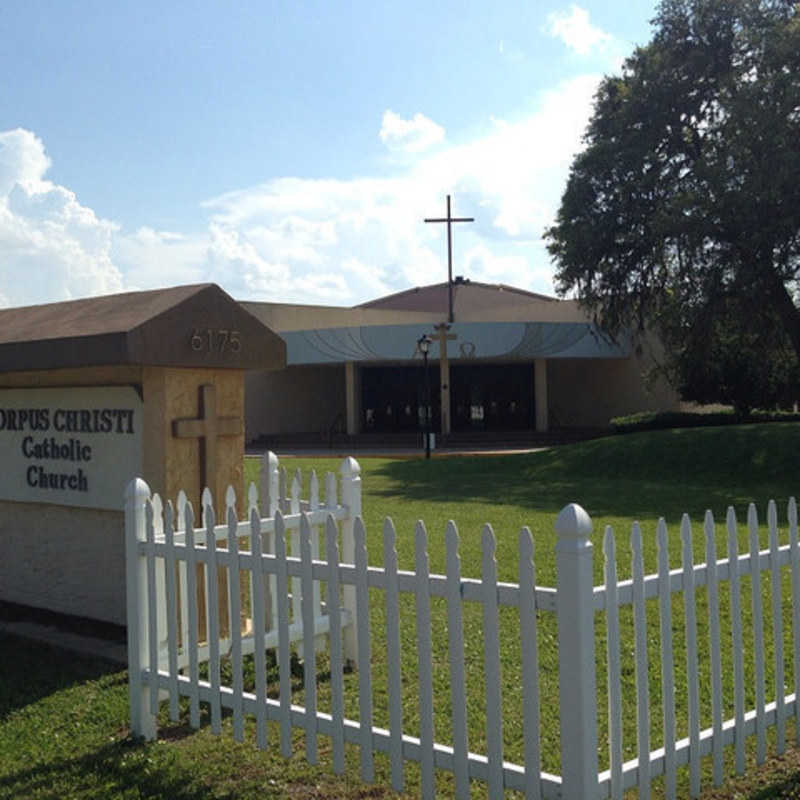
left=417, top=334, right=432, bottom=459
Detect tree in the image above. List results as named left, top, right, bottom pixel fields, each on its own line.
left=664, top=292, right=800, bottom=414
left=546, top=0, right=800, bottom=410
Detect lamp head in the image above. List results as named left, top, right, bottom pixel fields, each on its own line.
left=417, top=334, right=432, bottom=355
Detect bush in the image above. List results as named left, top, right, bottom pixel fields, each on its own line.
left=610, top=409, right=800, bottom=434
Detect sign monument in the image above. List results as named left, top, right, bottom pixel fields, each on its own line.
left=0, top=283, right=286, bottom=624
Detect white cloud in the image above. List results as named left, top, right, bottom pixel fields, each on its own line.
left=0, top=128, right=52, bottom=196
left=0, top=71, right=601, bottom=309
left=464, top=244, right=530, bottom=282
left=110, top=226, right=209, bottom=292
left=195, top=74, right=598, bottom=304
left=0, top=129, right=123, bottom=308
left=379, top=111, right=445, bottom=154
left=339, top=257, right=394, bottom=299
left=547, top=5, right=612, bottom=56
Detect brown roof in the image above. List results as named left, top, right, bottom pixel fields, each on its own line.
left=356, top=280, right=556, bottom=313
left=0, top=284, right=286, bottom=373
left=0, top=284, right=213, bottom=344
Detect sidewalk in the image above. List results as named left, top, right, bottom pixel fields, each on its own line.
left=247, top=444, right=550, bottom=459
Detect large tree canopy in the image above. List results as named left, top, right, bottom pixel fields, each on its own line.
left=546, top=0, right=800, bottom=410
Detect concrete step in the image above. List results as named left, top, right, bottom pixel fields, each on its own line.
left=250, top=427, right=607, bottom=453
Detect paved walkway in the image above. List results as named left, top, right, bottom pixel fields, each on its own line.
left=247, top=444, right=549, bottom=459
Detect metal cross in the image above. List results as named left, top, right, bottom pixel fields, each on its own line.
left=424, top=194, right=474, bottom=323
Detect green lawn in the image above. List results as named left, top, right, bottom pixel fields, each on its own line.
left=4, top=423, right=800, bottom=798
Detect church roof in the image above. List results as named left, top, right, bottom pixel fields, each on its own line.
left=268, top=279, right=627, bottom=364
left=0, top=283, right=286, bottom=373
left=356, top=279, right=556, bottom=313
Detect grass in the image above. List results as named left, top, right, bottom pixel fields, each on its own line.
left=4, top=422, right=800, bottom=798
left=0, top=635, right=385, bottom=799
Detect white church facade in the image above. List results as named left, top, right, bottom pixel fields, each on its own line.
left=243, top=279, right=678, bottom=445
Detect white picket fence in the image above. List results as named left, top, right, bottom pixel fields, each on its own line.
left=126, top=455, right=800, bottom=799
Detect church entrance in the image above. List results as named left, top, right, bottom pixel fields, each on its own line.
left=450, top=363, right=534, bottom=431
left=360, top=363, right=534, bottom=433
left=361, top=365, right=440, bottom=433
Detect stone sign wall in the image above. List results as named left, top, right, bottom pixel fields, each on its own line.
left=0, top=283, right=286, bottom=626
left=0, top=386, right=143, bottom=511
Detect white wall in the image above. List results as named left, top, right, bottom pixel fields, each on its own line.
left=245, top=364, right=346, bottom=439
left=548, top=356, right=678, bottom=428
left=0, top=502, right=126, bottom=624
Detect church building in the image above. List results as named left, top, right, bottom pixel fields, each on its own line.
left=243, top=278, right=678, bottom=445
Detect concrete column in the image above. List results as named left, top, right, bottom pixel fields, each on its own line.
left=345, top=361, right=359, bottom=435
left=534, top=358, right=549, bottom=433
left=432, top=323, right=456, bottom=437
left=440, top=351, right=451, bottom=436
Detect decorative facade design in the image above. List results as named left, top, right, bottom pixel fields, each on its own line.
left=243, top=280, right=677, bottom=441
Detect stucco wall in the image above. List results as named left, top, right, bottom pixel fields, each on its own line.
left=548, top=354, right=678, bottom=428
left=142, top=366, right=244, bottom=512
left=0, top=364, right=246, bottom=625
left=245, top=364, right=346, bottom=439
left=0, top=502, right=126, bottom=624
left=0, top=366, right=137, bottom=623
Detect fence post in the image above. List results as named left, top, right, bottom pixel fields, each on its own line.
left=125, top=477, right=157, bottom=740
left=259, top=451, right=280, bottom=629
left=260, top=450, right=280, bottom=516
left=556, top=503, right=599, bottom=799
left=340, top=457, right=361, bottom=665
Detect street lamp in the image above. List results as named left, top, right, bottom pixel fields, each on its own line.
left=417, top=334, right=432, bottom=459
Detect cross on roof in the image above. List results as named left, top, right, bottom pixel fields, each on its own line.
left=172, top=384, right=242, bottom=500
left=424, top=194, right=474, bottom=323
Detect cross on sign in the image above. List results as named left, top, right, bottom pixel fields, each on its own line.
left=172, top=384, right=242, bottom=495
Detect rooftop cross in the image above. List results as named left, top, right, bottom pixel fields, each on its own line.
left=424, top=194, right=474, bottom=323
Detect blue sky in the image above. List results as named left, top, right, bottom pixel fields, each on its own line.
left=0, top=1, right=657, bottom=309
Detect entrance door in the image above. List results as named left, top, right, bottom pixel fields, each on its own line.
left=450, top=363, right=534, bottom=431
left=361, top=366, right=441, bottom=432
